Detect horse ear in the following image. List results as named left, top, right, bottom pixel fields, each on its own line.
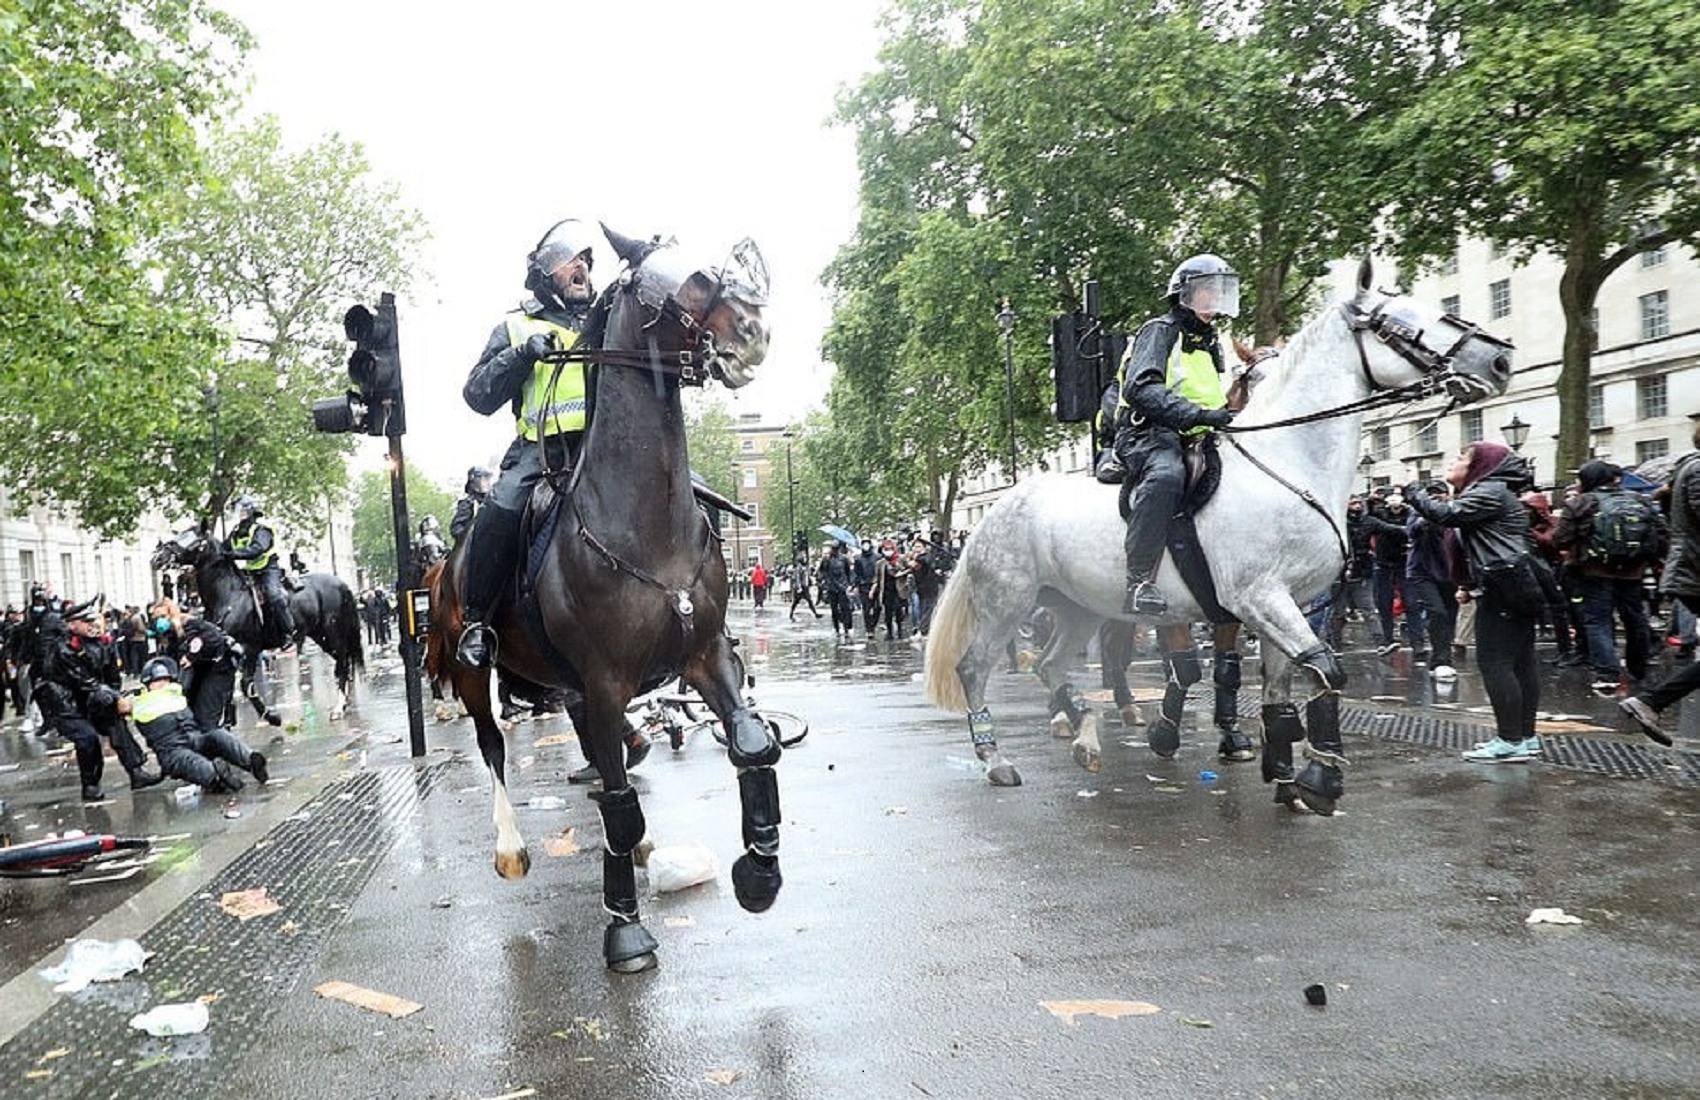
left=1232, top=336, right=1253, bottom=365
left=1356, top=255, right=1373, bottom=294
left=601, top=223, right=649, bottom=267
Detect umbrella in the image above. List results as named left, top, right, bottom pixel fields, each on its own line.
left=819, top=524, right=859, bottom=547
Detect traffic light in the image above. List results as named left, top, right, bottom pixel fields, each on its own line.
left=312, top=291, right=406, bottom=436
left=792, top=529, right=808, bottom=557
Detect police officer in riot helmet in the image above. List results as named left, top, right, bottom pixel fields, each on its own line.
left=223, top=495, right=299, bottom=641
left=457, top=219, right=603, bottom=668
left=451, top=465, right=492, bottom=545
left=1114, top=253, right=1240, bottom=615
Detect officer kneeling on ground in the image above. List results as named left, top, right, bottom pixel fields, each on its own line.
left=121, top=656, right=268, bottom=793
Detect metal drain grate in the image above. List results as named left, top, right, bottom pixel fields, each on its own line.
left=0, top=761, right=450, bottom=1097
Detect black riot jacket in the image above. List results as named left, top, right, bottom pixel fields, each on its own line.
left=1117, top=307, right=1225, bottom=433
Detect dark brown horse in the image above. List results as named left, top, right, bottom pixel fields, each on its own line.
left=427, top=227, right=777, bottom=972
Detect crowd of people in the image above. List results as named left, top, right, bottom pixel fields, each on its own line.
left=2, top=583, right=269, bottom=802
left=728, top=530, right=962, bottom=644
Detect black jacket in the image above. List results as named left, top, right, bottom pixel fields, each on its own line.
left=463, top=299, right=590, bottom=422
left=1117, top=308, right=1225, bottom=433
left=1404, top=453, right=1535, bottom=585
left=37, top=627, right=121, bottom=721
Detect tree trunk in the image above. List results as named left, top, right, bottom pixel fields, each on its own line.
left=1554, top=221, right=1605, bottom=489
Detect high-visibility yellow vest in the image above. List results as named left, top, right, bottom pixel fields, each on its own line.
left=230, top=526, right=274, bottom=572
left=1169, top=341, right=1226, bottom=437
left=506, top=314, right=586, bottom=440
left=132, top=681, right=190, bottom=724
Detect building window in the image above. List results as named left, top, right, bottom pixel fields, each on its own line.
left=1637, top=374, right=1668, bottom=420
left=18, top=549, right=35, bottom=588
left=1489, top=279, right=1511, bottom=319
left=1441, top=294, right=1460, bottom=317
left=740, top=439, right=755, bottom=452
left=1440, top=252, right=1459, bottom=276
left=1636, top=438, right=1670, bottom=465
left=59, top=553, right=75, bottom=593
left=1417, top=422, right=1439, bottom=454
left=1640, top=290, right=1669, bottom=339
left=1460, top=409, right=1483, bottom=444
left=742, top=467, right=757, bottom=490
left=1372, top=426, right=1391, bottom=460
left=1588, top=385, right=1605, bottom=429
left=743, top=502, right=759, bottom=528
left=1642, top=245, right=1668, bottom=269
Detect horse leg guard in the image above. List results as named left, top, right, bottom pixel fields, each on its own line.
left=1213, top=651, right=1255, bottom=762
left=1296, top=692, right=1347, bottom=817
left=725, top=707, right=781, bottom=769
left=1260, top=703, right=1303, bottom=807
left=1049, top=683, right=1088, bottom=739
left=1148, top=649, right=1200, bottom=758
left=592, top=786, right=658, bottom=971
left=1295, top=643, right=1348, bottom=692
left=732, top=766, right=783, bottom=913
left=968, top=707, right=1021, bottom=787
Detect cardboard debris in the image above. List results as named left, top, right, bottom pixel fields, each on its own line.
left=533, top=734, right=573, bottom=747
left=219, top=888, right=283, bottom=921
left=1040, top=999, right=1162, bottom=1025
left=543, top=828, right=581, bottom=857
left=705, top=1069, right=744, bottom=1084
left=314, top=980, right=424, bottom=1019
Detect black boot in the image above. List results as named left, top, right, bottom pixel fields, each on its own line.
left=249, top=751, right=269, bottom=785
left=457, top=504, right=522, bottom=668
left=129, top=768, right=164, bottom=791
left=1123, top=576, right=1168, bottom=616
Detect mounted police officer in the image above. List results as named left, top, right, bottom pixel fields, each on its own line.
left=450, top=465, right=491, bottom=545
left=1114, top=254, right=1240, bottom=615
left=457, top=219, right=602, bottom=668
left=223, top=495, right=299, bottom=642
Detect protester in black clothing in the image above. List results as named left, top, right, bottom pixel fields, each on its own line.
left=1404, top=442, right=1543, bottom=764
left=36, top=600, right=161, bottom=800
left=1363, top=496, right=1415, bottom=655
left=853, top=540, right=879, bottom=639
left=1621, top=422, right=1700, bottom=745
left=787, top=558, right=821, bottom=621
left=818, top=543, right=857, bottom=640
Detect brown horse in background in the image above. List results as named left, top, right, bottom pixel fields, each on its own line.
left=426, top=227, right=777, bottom=972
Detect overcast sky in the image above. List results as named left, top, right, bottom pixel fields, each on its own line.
left=220, top=0, right=885, bottom=486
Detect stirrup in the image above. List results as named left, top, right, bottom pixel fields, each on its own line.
left=456, top=622, right=497, bottom=668
left=1125, top=580, right=1167, bottom=616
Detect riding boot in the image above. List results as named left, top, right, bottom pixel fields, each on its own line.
left=1122, top=481, right=1176, bottom=616
left=457, top=503, right=522, bottom=668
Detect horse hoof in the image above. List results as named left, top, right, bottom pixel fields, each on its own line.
left=1218, top=731, right=1257, bottom=762
left=625, top=732, right=653, bottom=770
left=1120, top=704, right=1146, bottom=728
left=1049, top=711, right=1074, bottom=739
left=604, top=919, right=660, bottom=972
left=986, top=762, right=1022, bottom=787
left=732, top=853, right=782, bottom=913
left=494, top=848, right=531, bottom=880
left=1146, top=719, right=1180, bottom=758
left=265, top=711, right=283, bottom=727
left=1071, top=740, right=1101, bottom=774
left=1273, top=782, right=1305, bottom=811
left=1295, top=762, right=1343, bottom=817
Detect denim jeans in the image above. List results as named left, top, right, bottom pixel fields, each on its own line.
left=1579, top=574, right=1651, bottom=681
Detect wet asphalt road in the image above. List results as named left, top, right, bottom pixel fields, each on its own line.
left=2, top=607, right=1699, bottom=1099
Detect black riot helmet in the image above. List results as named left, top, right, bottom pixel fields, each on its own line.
left=140, top=656, right=180, bottom=685
left=525, top=219, right=598, bottom=311
left=465, top=465, right=491, bottom=495
left=1165, top=253, right=1240, bottom=321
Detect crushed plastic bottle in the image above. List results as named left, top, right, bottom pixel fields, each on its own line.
left=525, top=795, right=566, bottom=811
left=1199, top=770, right=1219, bottom=784
left=129, top=1001, right=210, bottom=1036
left=646, top=844, right=720, bottom=892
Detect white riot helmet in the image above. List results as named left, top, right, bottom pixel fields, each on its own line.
left=526, top=218, right=599, bottom=310
left=1165, top=253, right=1240, bottom=321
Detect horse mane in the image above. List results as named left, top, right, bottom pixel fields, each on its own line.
left=1235, top=293, right=1348, bottom=421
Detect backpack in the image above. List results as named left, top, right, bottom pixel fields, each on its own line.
left=1586, top=489, right=1658, bottom=568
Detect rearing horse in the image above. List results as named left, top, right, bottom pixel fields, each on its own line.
left=427, top=227, right=778, bottom=973
left=152, top=527, right=366, bottom=722
left=924, top=258, right=1512, bottom=812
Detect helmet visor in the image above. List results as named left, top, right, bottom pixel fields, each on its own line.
left=1180, top=272, right=1240, bottom=319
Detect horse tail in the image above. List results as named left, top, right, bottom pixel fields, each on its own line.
left=338, top=582, right=366, bottom=671
left=923, top=569, right=974, bottom=712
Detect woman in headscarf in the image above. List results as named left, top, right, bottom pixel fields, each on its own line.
left=1404, top=441, right=1544, bottom=763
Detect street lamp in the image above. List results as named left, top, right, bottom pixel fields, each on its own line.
left=1358, top=452, right=1375, bottom=495
left=782, top=430, right=799, bottom=563
left=730, top=463, right=743, bottom=571
left=1501, top=413, right=1530, bottom=451
left=997, top=297, right=1019, bottom=484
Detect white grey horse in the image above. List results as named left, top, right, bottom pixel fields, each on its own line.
left=923, top=258, right=1512, bottom=812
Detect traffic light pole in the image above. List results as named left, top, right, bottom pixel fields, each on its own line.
left=387, top=431, right=426, bottom=758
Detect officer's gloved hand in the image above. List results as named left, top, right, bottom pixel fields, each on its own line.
left=1198, top=407, right=1235, bottom=430
left=521, top=332, right=558, bottom=363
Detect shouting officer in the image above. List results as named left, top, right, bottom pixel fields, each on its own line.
left=456, top=219, right=602, bottom=668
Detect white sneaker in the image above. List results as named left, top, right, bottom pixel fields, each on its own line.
left=1432, top=665, right=1457, bottom=681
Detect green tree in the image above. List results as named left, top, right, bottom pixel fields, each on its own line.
left=350, top=464, right=457, bottom=589
left=683, top=395, right=740, bottom=503
left=1374, top=0, right=1700, bottom=478
left=0, top=0, right=247, bottom=536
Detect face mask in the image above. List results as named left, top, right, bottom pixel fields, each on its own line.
left=153, top=617, right=171, bottom=634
